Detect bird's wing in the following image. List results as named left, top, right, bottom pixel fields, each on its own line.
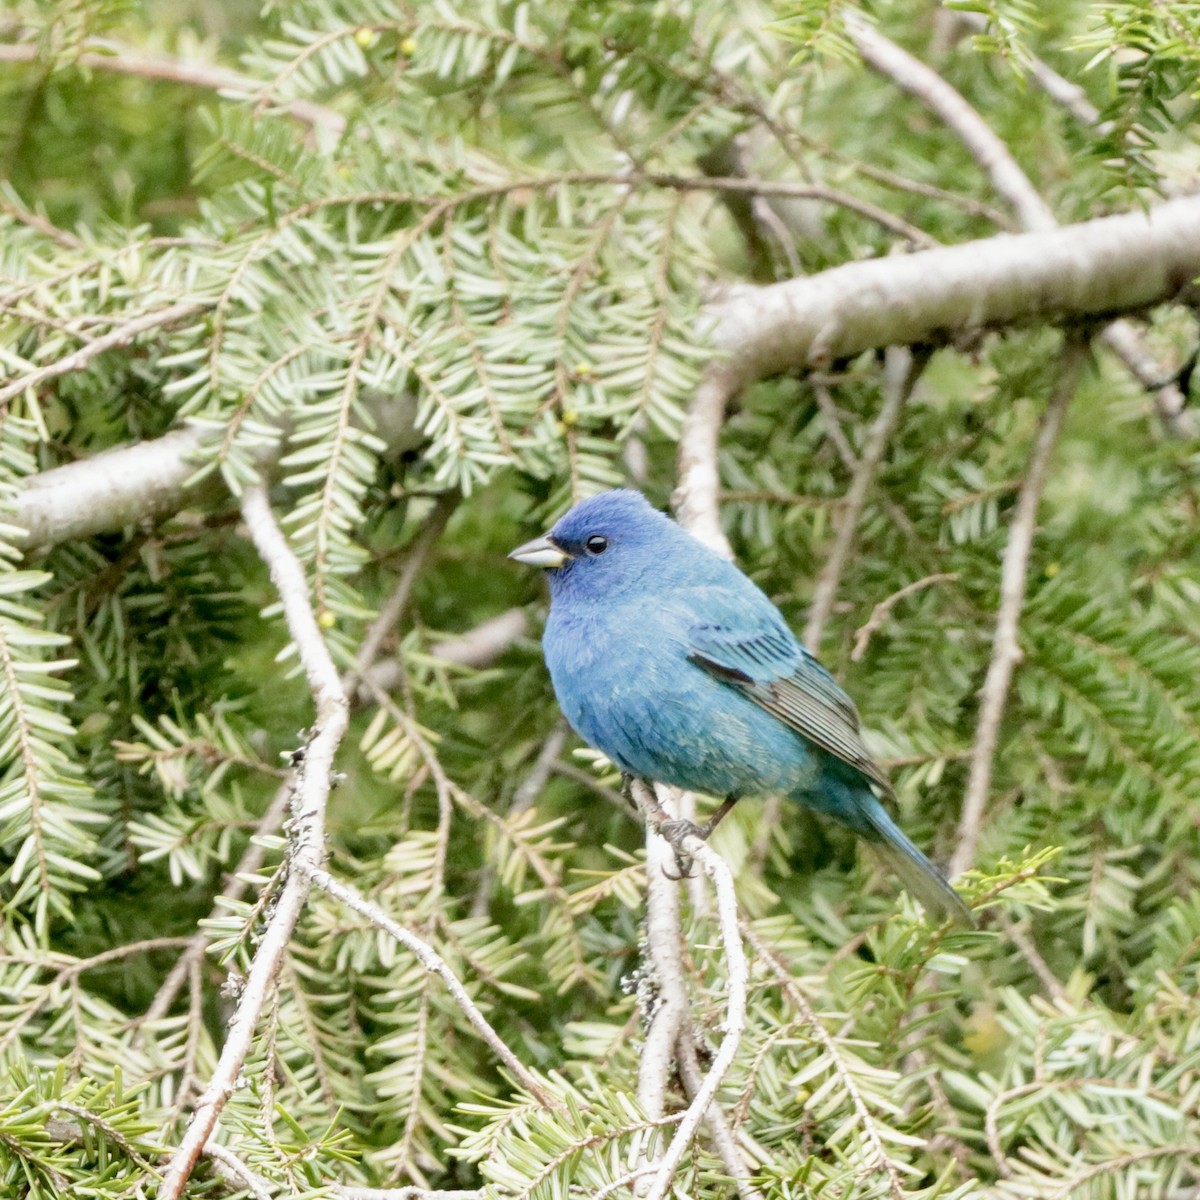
left=685, top=601, right=893, bottom=796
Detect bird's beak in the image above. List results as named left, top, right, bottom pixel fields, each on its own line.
left=508, top=535, right=572, bottom=569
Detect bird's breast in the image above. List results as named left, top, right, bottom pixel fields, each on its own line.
left=542, top=601, right=813, bottom=797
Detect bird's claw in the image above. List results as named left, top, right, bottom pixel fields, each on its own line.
left=657, top=818, right=707, bottom=880
left=659, top=817, right=707, bottom=846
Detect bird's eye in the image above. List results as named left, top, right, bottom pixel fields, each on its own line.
left=585, top=534, right=609, bottom=556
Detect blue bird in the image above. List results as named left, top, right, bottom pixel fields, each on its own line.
left=510, top=489, right=971, bottom=923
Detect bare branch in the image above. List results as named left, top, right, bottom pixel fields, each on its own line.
left=158, top=484, right=349, bottom=1200
left=673, top=364, right=740, bottom=557
left=707, top=194, right=1200, bottom=381
left=11, top=429, right=213, bottom=551
left=950, top=336, right=1089, bottom=878
left=629, top=783, right=750, bottom=1200
left=13, top=390, right=421, bottom=552
left=845, top=12, right=1056, bottom=232
left=803, top=346, right=926, bottom=652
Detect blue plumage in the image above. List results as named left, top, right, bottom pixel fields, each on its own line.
left=510, top=489, right=971, bottom=923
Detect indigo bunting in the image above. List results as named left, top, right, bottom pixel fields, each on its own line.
left=510, top=489, right=970, bottom=923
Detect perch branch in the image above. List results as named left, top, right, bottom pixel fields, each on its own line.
left=629, top=783, right=750, bottom=1200
left=949, top=335, right=1089, bottom=877
left=630, top=784, right=690, bottom=1127
left=158, top=484, right=349, bottom=1200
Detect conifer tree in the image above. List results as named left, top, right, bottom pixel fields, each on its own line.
left=0, top=2, right=1198, bottom=1196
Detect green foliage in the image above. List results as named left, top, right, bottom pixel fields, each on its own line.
left=0, top=0, right=1197, bottom=1197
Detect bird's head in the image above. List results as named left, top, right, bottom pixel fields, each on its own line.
left=509, top=489, right=689, bottom=601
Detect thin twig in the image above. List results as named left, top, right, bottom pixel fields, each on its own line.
left=0, top=40, right=346, bottom=134
left=354, top=493, right=458, bottom=678
left=511, top=724, right=570, bottom=817
left=944, top=9, right=1107, bottom=130
left=0, top=301, right=204, bottom=406
left=804, top=346, right=928, bottom=652
left=676, top=1005, right=765, bottom=1200
left=812, top=384, right=860, bottom=472
left=1001, top=915, right=1070, bottom=1004
left=158, top=484, right=349, bottom=1200
left=0, top=937, right=192, bottom=1054
left=204, top=1141, right=275, bottom=1200
left=949, top=336, right=1089, bottom=877
left=743, top=922, right=908, bottom=1198
left=852, top=572, right=960, bottom=661
left=146, top=490, right=460, bottom=1027
left=134, top=783, right=292, bottom=1036
left=303, top=866, right=562, bottom=1111
left=333, top=1190, right=485, bottom=1200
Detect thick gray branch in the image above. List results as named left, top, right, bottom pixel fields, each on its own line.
left=707, top=194, right=1200, bottom=380
left=12, top=390, right=420, bottom=552
left=12, top=429, right=214, bottom=550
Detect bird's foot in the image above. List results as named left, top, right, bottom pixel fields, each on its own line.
left=657, top=818, right=707, bottom=879
left=658, top=817, right=707, bottom=846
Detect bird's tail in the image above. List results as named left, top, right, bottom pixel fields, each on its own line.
left=842, top=790, right=975, bottom=926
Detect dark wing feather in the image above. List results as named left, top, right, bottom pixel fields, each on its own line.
left=688, top=621, right=893, bottom=796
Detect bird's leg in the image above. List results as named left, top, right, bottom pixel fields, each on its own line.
left=659, top=794, right=738, bottom=847
left=620, top=773, right=639, bottom=811
left=700, top=794, right=739, bottom=838
left=657, top=795, right=739, bottom=879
